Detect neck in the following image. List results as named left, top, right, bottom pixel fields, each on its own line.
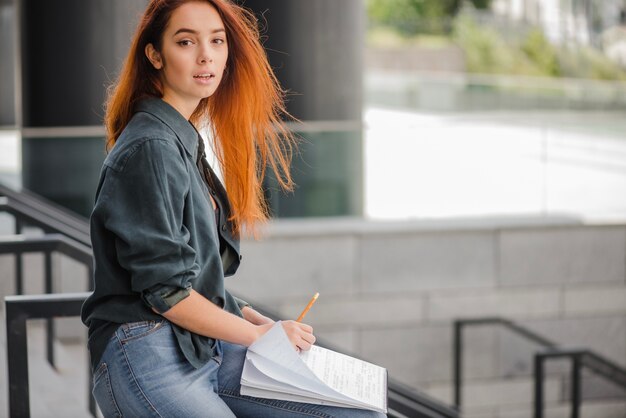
left=161, top=95, right=200, bottom=121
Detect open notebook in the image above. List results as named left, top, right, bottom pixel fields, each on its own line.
left=240, top=321, right=388, bottom=414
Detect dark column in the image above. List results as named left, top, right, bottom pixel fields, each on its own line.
left=0, top=0, right=15, bottom=126
left=19, top=0, right=146, bottom=216
left=244, top=0, right=365, bottom=217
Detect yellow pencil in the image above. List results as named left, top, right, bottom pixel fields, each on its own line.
left=296, top=292, right=319, bottom=322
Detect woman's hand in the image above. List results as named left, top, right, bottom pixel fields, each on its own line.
left=253, top=320, right=316, bottom=353
left=280, top=320, right=316, bottom=352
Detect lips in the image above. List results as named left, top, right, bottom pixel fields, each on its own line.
left=193, top=72, right=215, bottom=79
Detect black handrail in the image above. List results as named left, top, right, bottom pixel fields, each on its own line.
left=581, top=350, right=626, bottom=388
left=0, top=234, right=93, bottom=368
left=453, top=317, right=557, bottom=409
left=0, top=195, right=91, bottom=296
left=0, top=183, right=89, bottom=233
left=0, top=197, right=90, bottom=245
left=534, top=347, right=626, bottom=418
left=5, top=293, right=95, bottom=418
left=386, top=379, right=460, bottom=418
left=534, top=348, right=584, bottom=418
left=454, top=317, right=626, bottom=418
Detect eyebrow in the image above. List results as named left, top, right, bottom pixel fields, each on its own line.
left=173, top=27, right=226, bottom=36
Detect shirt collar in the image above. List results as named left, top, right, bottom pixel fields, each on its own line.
left=135, top=96, right=199, bottom=161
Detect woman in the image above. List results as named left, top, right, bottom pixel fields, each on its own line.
left=81, top=1, right=385, bottom=417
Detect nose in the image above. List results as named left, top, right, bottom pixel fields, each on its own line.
left=198, top=42, right=213, bottom=64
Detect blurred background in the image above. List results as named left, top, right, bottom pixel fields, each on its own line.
left=1, top=0, right=626, bottom=417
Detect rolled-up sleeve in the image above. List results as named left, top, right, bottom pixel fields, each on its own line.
left=103, top=138, right=199, bottom=313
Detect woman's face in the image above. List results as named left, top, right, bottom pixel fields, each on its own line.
left=145, top=1, right=229, bottom=119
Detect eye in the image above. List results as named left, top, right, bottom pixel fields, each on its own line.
left=213, top=38, right=225, bottom=45
left=177, top=40, right=193, bottom=46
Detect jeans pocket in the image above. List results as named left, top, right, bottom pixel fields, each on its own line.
left=119, top=320, right=166, bottom=344
left=92, top=363, right=122, bottom=418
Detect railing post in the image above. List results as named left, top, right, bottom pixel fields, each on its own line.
left=534, top=353, right=545, bottom=418
left=15, top=219, right=23, bottom=295
left=6, top=293, right=92, bottom=418
left=453, top=320, right=462, bottom=410
left=6, top=301, right=31, bottom=418
left=571, top=354, right=581, bottom=418
left=44, top=250, right=55, bottom=368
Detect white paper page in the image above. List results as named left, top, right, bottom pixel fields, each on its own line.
left=299, top=345, right=387, bottom=410
left=247, top=321, right=319, bottom=382
left=244, top=350, right=352, bottom=401
left=242, top=358, right=379, bottom=410
left=242, top=358, right=342, bottom=402
left=245, top=322, right=347, bottom=399
left=243, top=321, right=387, bottom=412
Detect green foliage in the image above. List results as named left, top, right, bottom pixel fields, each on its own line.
left=367, top=1, right=626, bottom=80
left=520, top=28, right=561, bottom=76
left=367, top=0, right=490, bottom=35
left=367, top=0, right=423, bottom=29
left=471, top=0, right=492, bottom=9
left=558, top=47, right=626, bottom=81
left=452, top=15, right=538, bottom=75
left=452, top=15, right=626, bottom=80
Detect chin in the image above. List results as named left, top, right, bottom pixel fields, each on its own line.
left=202, top=86, right=219, bottom=98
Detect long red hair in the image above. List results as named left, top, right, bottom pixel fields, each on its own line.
left=104, top=0, right=295, bottom=235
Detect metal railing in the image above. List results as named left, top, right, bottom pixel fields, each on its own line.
left=453, top=317, right=626, bottom=418
left=0, top=196, right=90, bottom=246
left=386, top=379, right=460, bottom=418
left=5, top=293, right=95, bottom=418
left=0, top=183, right=89, bottom=235
left=0, top=192, right=90, bottom=299
left=0, top=234, right=93, bottom=368
left=534, top=347, right=626, bottom=418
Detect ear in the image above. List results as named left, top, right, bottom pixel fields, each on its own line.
left=145, top=43, right=163, bottom=70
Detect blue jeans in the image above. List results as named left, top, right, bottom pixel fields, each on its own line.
left=92, top=320, right=387, bottom=417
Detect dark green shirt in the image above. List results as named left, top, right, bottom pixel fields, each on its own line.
left=81, top=97, right=248, bottom=372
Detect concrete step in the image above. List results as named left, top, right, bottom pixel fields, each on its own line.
left=422, top=377, right=626, bottom=417
left=462, top=399, right=626, bottom=418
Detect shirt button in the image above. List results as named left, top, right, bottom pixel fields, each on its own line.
left=209, top=189, right=216, bottom=195
left=221, top=224, right=227, bottom=232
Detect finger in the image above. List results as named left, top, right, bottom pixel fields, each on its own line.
left=298, top=323, right=313, bottom=333
left=300, top=332, right=316, bottom=345
left=297, top=339, right=312, bottom=351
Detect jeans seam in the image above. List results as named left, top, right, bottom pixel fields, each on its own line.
left=93, top=363, right=123, bottom=418
left=218, top=389, right=334, bottom=418
left=123, top=320, right=158, bottom=331
left=116, top=336, right=165, bottom=418
left=119, top=320, right=165, bottom=344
